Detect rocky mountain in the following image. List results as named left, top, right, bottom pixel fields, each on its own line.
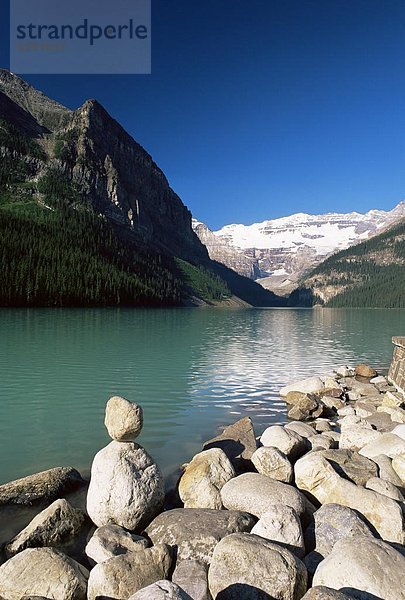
left=0, top=69, right=281, bottom=307
left=193, top=203, right=405, bottom=295
left=289, top=218, right=405, bottom=308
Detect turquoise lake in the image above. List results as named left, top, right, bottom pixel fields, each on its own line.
left=0, top=307, right=404, bottom=485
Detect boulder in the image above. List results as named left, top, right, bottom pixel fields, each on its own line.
left=307, top=435, right=334, bottom=450
left=316, top=449, right=378, bottom=486
left=5, top=498, right=88, bottom=558
left=251, top=505, right=305, bottom=558
left=173, top=560, right=211, bottom=600
left=220, top=473, right=307, bottom=522
left=0, top=467, right=85, bottom=506
left=280, top=376, right=324, bottom=397
left=285, top=421, right=316, bottom=438
left=104, top=396, right=143, bottom=442
left=145, top=508, right=255, bottom=565
left=128, top=581, right=192, bottom=600
left=178, top=449, right=235, bottom=509
left=313, top=537, right=405, bottom=600
left=321, top=397, right=345, bottom=412
left=339, top=423, right=382, bottom=452
left=87, top=544, right=172, bottom=600
left=365, top=477, right=404, bottom=501
left=260, top=425, right=307, bottom=460
left=86, top=441, right=164, bottom=531
left=341, top=378, right=378, bottom=397
left=85, top=524, right=149, bottom=564
left=203, top=417, right=257, bottom=470
left=355, top=364, right=377, bottom=378
left=294, top=452, right=405, bottom=543
left=301, top=587, right=353, bottom=599
left=208, top=533, right=307, bottom=600
left=392, top=453, right=405, bottom=483
left=314, top=420, right=333, bottom=433
left=359, top=432, right=405, bottom=459
left=0, top=547, right=88, bottom=599
left=287, top=395, right=323, bottom=421
left=373, top=454, right=404, bottom=488
left=251, top=446, right=293, bottom=483
left=365, top=411, right=396, bottom=432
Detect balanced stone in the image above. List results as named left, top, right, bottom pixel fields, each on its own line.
left=208, top=533, right=307, bottom=600
left=178, top=448, right=235, bottom=509
left=0, top=547, right=89, bottom=600
left=105, top=396, right=143, bottom=441
left=251, top=446, right=293, bottom=482
left=85, top=524, right=149, bottom=564
left=251, top=505, right=305, bottom=558
left=86, top=441, right=164, bottom=531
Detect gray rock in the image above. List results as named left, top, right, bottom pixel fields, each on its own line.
left=173, top=560, right=211, bottom=600
left=294, top=452, right=405, bottom=543
left=280, top=376, right=324, bottom=397
left=5, top=498, right=88, bottom=558
left=128, top=580, right=192, bottom=600
left=321, top=397, right=345, bottom=412
left=314, top=419, right=334, bottom=433
left=104, top=396, right=143, bottom=442
left=86, top=441, right=164, bottom=531
left=365, top=477, right=404, bottom=501
left=203, top=417, right=257, bottom=470
left=341, top=378, right=378, bottom=397
left=87, top=544, right=172, bottom=600
left=251, top=505, right=305, bottom=558
left=301, top=587, right=353, bottom=599
left=251, top=446, right=293, bottom=483
left=178, top=448, right=235, bottom=509
left=220, top=473, right=307, bottom=522
left=85, top=524, right=149, bottom=564
left=145, top=508, right=255, bottom=565
left=316, top=449, right=378, bottom=486
left=313, top=537, right=405, bottom=600
left=307, top=435, right=334, bottom=450
left=287, top=395, right=323, bottom=421
left=365, top=411, right=396, bottom=432
left=208, top=533, right=307, bottom=600
left=0, top=547, right=89, bottom=599
left=260, top=425, right=307, bottom=460
left=359, top=432, right=405, bottom=459
left=0, top=467, right=85, bottom=506
left=285, top=421, right=316, bottom=438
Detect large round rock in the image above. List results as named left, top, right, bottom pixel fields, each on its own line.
left=313, top=537, right=405, bottom=600
left=105, top=396, right=143, bottom=442
left=87, top=441, right=164, bottom=530
left=0, top=547, right=89, bottom=600
left=208, top=532, right=307, bottom=600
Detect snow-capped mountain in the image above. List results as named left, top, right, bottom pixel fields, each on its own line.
left=192, top=202, right=405, bottom=294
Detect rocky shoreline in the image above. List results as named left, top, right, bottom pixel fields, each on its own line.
left=0, top=356, right=404, bottom=598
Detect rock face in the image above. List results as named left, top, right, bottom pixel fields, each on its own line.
left=0, top=547, right=89, bottom=600
left=203, top=417, right=257, bottom=470
left=178, top=448, right=235, bottom=509
left=87, top=440, right=164, bottom=531
left=87, top=544, right=172, bottom=600
left=220, top=473, right=307, bottom=521
left=251, top=505, right=305, bottom=558
left=251, top=446, right=293, bottom=483
left=295, top=453, right=405, bottom=543
left=260, top=425, right=307, bottom=460
left=128, top=580, right=192, bottom=600
left=145, top=508, right=255, bottom=565
left=172, top=560, right=211, bottom=600
left=313, top=537, right=405, bottom=600
left=5, top=498, right=88, bottom=558
left=208, top=533, right=307, bottom=600
left=104, top=396, right=143, bottom=442
left=0, top=467, right=85, bottom=506
left=85, top=524, right=149, bottom=564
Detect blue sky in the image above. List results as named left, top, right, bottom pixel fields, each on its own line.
left=2, top=0, right=405, bottom=229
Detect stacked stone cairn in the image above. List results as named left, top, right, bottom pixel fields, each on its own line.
left=0, top=364, right=404, bottom=599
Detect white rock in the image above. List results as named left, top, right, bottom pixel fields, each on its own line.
left=313, top=537, right=405, bottom=600
left=359, top=432, right=405, bottom=459
left=105, top=396, right=143, bottom=441
left=392, top=453, right=405, bottom=483
left=251, top=505, right=305, bottom=557
left=392, top=424, right=405, bottom=440
left=373, top=454, right=404, bottom=488
left=128, top=580, right=191, bottom=600
left=339, top=422, right=382, bottom=451
left=178, top=448, right=235, bottom=509
left=365, top=476, right=404, bottom=501
left=337, top=406, right=355, bottom=417
left=85, top=524, right=149, bottom=564
left=335, top=366, right=355, bottom=378
left=87, top=441, right=164, bottom=531
left=260, top=425, right=307, bottom=460
left=251, top=446, right=293, bottom=483
left=0, top=547, right=88, bottom=600
left=280, top=376, right=324, bottom=397
left=285, top=421, right=316, bottom=438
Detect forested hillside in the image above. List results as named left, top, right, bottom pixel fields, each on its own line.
left=289, top=219, right=405, bottom=308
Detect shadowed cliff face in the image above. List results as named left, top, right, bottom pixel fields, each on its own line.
left=0, top=69, right=207, bottom=264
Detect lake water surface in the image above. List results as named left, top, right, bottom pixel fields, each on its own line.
left=0, top=307, right=404, bottom=485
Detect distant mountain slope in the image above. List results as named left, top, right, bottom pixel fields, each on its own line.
left=0, top=69, right=280, bottom=307
left=193, top=203, right=405, bottom=294
left=289, top=219, right=405, bottom=308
